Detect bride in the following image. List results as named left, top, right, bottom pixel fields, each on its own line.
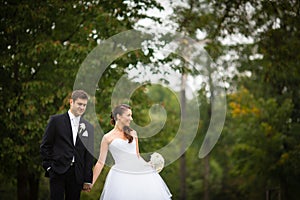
left=91, top=104, right=172, bottom=200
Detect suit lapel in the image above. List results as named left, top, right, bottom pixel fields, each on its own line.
left=75, top=118, right=83, bottom=147
left=64, top=112, right=75, bottom=146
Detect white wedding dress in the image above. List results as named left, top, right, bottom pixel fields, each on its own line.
left=100, top=138, right=172, bottom=200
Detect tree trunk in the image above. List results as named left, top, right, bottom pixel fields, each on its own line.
left=179, top=71, right=187, bottom=200
left=17, top=164, right=40, bottom=200
left=203, top=58, right=213, bottom=200
left=17, top=164, right=29, bottom=200
left=179, top=154, right=187, bottom=200
left=203, top=154, right=210, bottom=200
left=29, top=172, right=39, bottom=200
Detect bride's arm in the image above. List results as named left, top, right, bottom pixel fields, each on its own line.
left=92, top=135, right=109, bottom=186
left=131, top=130, right=140, bottom=158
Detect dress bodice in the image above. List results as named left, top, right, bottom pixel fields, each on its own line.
left=109, top=138, right=136, bottom=160
left=108, top=138, right=154, bottom=174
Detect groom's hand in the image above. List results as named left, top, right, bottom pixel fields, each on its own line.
left=82, top=183, right=92, bottom=192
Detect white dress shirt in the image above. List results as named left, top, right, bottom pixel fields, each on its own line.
left=68, top=110, right=81, bottom=145
left=68, top=110, right=80, bottom=163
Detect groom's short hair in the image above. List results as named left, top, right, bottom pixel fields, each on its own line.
left=71, top=90, right=89, bottom=101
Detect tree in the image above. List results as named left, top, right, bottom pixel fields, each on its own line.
left=212, top=1, right=300, bottom=199
left=0, top=0, right=162, bottom=199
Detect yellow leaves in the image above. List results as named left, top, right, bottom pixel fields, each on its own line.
left=229, top=88, right=261, bottom=118
left=278, top=153, right=289, bottom=165
left=59, top=94, right=70, bottom=112
left=53, top=40, right=61, bottom=45
left=181, top=38, right=189, bottom=45
left=229, top=102, right=242, bottom=117
left=251, top=107, right=260, bottom=116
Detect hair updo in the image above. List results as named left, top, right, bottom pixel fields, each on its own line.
left=110, top=104, right=133, bottom=143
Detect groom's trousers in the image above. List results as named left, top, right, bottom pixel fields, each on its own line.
left=49, top=165, right=82, bottom=200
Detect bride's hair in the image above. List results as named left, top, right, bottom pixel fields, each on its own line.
left=110, top=104, right=133, bottom=143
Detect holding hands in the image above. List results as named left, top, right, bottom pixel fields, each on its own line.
left=82, top=183, right=93, bottom=192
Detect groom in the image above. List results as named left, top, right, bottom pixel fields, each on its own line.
left=40, top=90, right=94, bottom=200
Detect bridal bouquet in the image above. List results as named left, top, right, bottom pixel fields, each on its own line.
left=149, top=152, right=165, bottom=173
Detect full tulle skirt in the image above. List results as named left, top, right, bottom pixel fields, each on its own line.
left=100, top=167, right=172, bottom=200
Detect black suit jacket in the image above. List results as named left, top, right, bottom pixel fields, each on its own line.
left=40, top=112, right=94, bottom=184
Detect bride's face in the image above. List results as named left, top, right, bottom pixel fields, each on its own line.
left=118, top=109, right=133, bottom=127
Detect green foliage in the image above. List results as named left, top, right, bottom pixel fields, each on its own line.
left=1, top=0, right=163, bottom=199
left=2, top=0, right=300, bottom=199
left=217, top=87, right=296, bottom=199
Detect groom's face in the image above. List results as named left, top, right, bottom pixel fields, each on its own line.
left=70, top=98, right=88, bottom=117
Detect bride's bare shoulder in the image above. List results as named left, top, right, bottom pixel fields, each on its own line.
left=102, top=131, right=115, bottom=144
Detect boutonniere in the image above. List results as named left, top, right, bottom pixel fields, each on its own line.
left=79, top=123, right=88, bottom=137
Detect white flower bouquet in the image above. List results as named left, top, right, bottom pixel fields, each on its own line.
left=149, top=152, right=165, bottom=173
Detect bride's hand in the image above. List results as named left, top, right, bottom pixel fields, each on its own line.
left=83, top=183, right=92, bottom=192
